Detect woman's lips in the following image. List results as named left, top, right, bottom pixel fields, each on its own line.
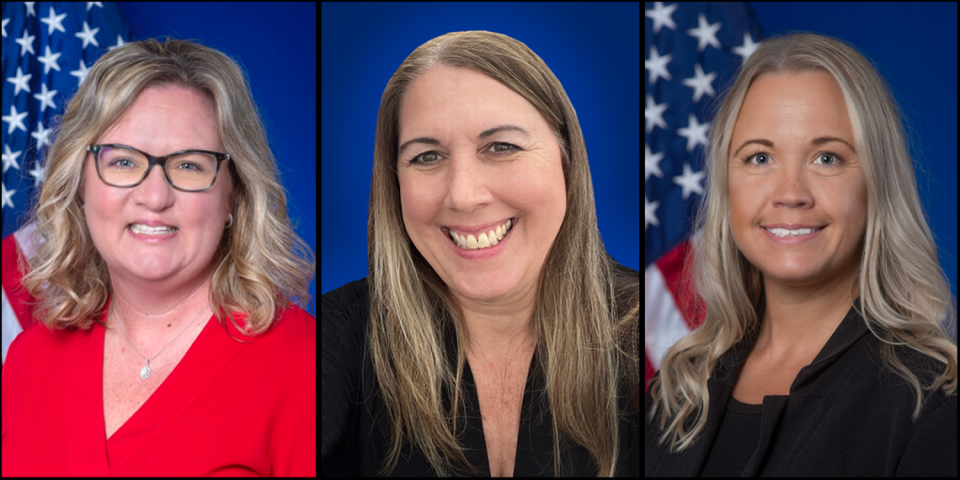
left=443, top=217, right=518, bottom=260
left=761, top=225, right=826, bottom=246
left=127, top=225, right=179, bottom=243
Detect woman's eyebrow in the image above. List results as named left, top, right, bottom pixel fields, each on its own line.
left=398, top=124, right=531, bottom=156
left=733, top=136, right=856, bottom=157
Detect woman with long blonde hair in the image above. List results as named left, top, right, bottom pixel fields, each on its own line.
left=645, top=32, right=957, bottom=477
left=322, top=30, right=640, bottom=477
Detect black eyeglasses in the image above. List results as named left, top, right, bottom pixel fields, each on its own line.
left=87, top=144, right=231, bottom=192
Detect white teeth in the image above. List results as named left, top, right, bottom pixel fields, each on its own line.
left=766, top=227, right=820, bottom=238
left=130, top=224, right=178, bottom=235
left=449, top=219, right=513, bottom=250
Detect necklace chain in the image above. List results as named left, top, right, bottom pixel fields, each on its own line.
left=111, top=301, right=209, bottom=380
left=115, top=280, right=206, bottom=319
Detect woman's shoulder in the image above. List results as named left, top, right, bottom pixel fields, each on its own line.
left=610, top=260, right=640, bottom=312
left=868, top=334, right=955, bottom=397
left=321, top=277, right=370, bottom=315
left=265, top=300, right=318, bottom=347
left=6, top=319, right=93, bottom=361
left=2, top=319, right=97, bottom=393
left=321, top=277, right=370, bottom=330
left=320, top=279, right=370, bottom=464
left=4, top=322, right=46, bottom=371
left=610, top=260, right=640, bottom=282
left=321, top=277, right=370, bottom=351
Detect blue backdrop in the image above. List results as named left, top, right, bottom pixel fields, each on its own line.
left=748, top=1, right=958, bottom=308
left=321, top=2, right=641, bottom=294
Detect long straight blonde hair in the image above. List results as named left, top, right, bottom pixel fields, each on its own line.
left=647, top=31, right=957, bottom=454
left=367, top=31, right=640, bottom=476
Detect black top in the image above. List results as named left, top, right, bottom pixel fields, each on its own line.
left=646, top=296, right=959, bottom=477
left=322, top=277, right=641, bottom=477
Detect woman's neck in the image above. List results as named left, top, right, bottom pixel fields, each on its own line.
left=109, top=274, right=212, bottom=341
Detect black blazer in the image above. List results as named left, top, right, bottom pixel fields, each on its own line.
left=645, top=297, right=958, bottom=477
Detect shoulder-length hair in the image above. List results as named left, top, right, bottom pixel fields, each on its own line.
left=647, top=31, right=958, bottom=454
left=367, top=30, right=639, bottom=476
left=19, top=37, right=316, bottom=340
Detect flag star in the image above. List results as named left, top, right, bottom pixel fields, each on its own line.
left=732, top=32, right=761, bottom=62
left=682, top=64, right=718, bottom=103
left=673, top=163, right=705, bottom=200
left=87, top=2, right=104, bottom=12
left=25, top=2, right=38, bottom=17
left=40, top=6, right=67, bottom=35
left=109, top=35, right=128, bottom=51
left=15, top=30, right=36, bottom=57
left=31, top=121, right=54, bottom=150
left=3, top=106, right=29, bottom=135
left=6, top=67, right=33, bottom=96
left=37, top=45, right=63, bottom=74
left=29, top=158, right=48, bottom=189
left=645, top=2, right=678, bottom=35
left=645, top=195, right=661, bottom=231
left=3, top=144, right=24, bottom=174
left=645, top=46, right=673, bottom=85
left=75, top=21, right=100, bottom=49
left=2, top=183, right=17, bottom=209
left=71, top=59, right=92, bottom=85
left=687, top=13, right=722, bottom=53
left=676, top=113, right=710, bottom=153
left=34, top=83, right=58, bottom=112
left=2, top=18, right=9, bottom=38
left=645, top=144, right=664, bottom=182
left=645, top=94, right=668, bottom=134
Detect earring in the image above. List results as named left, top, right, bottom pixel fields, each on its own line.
left=225, top=213, right=234, bottom=228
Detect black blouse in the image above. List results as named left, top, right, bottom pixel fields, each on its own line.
left=322, top=277, right=640, bottom=477
left=646, top=295, right=958, bottom=477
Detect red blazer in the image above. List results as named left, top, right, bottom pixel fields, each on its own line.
left=2, top=297, right=317, bottom=476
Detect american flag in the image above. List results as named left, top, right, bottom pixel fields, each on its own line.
left=2, top=2, right=133, bottom=365
left=644, top=2, right=763, bottom=392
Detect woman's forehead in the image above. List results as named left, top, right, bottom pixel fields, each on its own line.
left=733, top=72, right=853, bottom=145
left=399, top=67, right=543, bottom=141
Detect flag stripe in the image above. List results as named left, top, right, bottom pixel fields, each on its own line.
left=2, top=228, right=35, bottom=330
left=2, top=229, right=32, bottom=366
left=2, top=286, right=24, bottom=366
left=644, top=257, right=692, bottom=372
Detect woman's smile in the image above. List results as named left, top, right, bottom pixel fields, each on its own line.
left=443, top=217, right=519, bottom=260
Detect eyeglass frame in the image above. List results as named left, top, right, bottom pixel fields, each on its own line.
left=87, top=144, right=231, bottom=192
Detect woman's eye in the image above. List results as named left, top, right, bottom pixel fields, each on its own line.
left=490, top=143, right=514, bottom=154
left=743, top=151, right=843, bottom=168
left=408, top=142, right=521, bottom=165
left=415, top=152, right=442, bottom=164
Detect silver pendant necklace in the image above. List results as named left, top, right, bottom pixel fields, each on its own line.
left=112, top=301, right=209, bottom=380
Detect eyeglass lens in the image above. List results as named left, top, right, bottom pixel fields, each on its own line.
left=97, top=146, right=217, bottom=190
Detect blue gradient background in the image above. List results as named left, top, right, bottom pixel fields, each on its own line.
left=321, top=2, right=641, bottom=294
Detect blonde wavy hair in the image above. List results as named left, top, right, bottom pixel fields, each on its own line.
left=367, top=31, right=640, bottom=476
left=647, top=31, right=958, bottom=454
left=18, top=37, right=316, bottom=340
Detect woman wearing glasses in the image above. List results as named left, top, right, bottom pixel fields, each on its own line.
left=1, top=38, right=316, bottom=476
